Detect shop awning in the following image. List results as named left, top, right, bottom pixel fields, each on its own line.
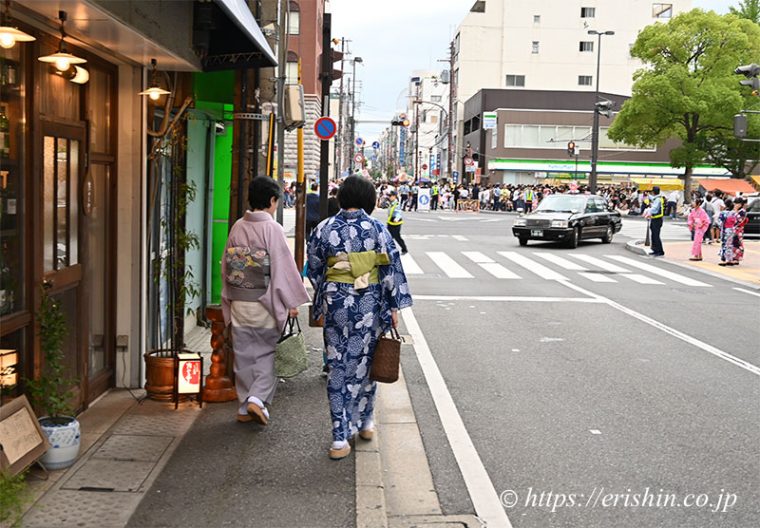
left=751, top=175, right=760, bottom=189
left=697, top=178, right=756, bottom=195
left=631, top=178, right=684, bottom=191
left=197, top=0, right=278, bottom=71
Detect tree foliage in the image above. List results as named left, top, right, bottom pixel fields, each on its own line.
left=608, top=10, right=760, bottom=191
left=730, top=0, right=760, bottom=24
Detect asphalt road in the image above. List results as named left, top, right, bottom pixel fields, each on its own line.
left=391, top=210, right=760, bottom=528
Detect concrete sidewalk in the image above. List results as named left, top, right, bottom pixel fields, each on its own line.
left=627, top=238, right=760, bottom=288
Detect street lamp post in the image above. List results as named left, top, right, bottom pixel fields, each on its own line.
left=349, top=56, right=363, bottom=173
left=588, top=29, right=614, bottom=194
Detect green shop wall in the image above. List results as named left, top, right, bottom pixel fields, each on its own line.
left=194, top=70, right=235, bottom=305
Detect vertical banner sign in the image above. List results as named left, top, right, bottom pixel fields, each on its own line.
left=399, top=127, right=407, bottom=166
left=483, top=112, right=498, bottom=130
left=417, top=188, right=431, bottom=211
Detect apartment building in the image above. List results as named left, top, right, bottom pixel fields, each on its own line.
left=451, top=0, right=692, bottom=180
left=406, top=71, right=450, bottom=179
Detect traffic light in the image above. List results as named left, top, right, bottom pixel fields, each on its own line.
left=567, top=141, right=576, bottom=157
left=735, top=63, right=760, bottom=95
left=391, top=113, right=410, bottom=127
left=595, top=100, right=614, bottom=118
left=734, top=114, right=748, bottom=139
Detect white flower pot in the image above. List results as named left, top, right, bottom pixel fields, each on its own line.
left=39, top=416, right=81, bottom=470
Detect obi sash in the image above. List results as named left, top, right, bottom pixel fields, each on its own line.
left=326, top=251, right=391, bottom=289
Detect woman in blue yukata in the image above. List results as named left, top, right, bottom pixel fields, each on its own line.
left=307, top=176, right=413, bottom=460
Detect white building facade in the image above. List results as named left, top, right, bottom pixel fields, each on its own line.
left=452, top=0, right=692, bottom=179
left=405, top=71, right=450, bottom=180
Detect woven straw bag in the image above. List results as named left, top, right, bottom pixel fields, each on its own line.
left=370, top=327, right=403, bottom=384
left=275, top=316, right=308, bottom=378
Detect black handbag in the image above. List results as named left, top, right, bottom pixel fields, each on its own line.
left=370, top=327, right=403, bottom=384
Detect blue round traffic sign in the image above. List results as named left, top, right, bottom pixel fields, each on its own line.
left=355, top=137, right=365, bottom=147
left=372, top=141, right=381, bottom=150
left=314, top=117, right=337, bottom=140
left=418, top=194, right=430, bottom=205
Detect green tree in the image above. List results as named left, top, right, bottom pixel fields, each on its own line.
left=608, top=10, right=760, bottom=197
left=730, top=0, right=760, bottom=24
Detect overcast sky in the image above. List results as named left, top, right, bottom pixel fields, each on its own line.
left=328, top=0, right=737, bottom=143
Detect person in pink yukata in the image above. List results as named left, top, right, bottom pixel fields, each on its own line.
left=687, top=197, right=710, bottom=261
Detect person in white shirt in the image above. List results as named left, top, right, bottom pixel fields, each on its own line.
left=666, top=190, right=680, bottom=219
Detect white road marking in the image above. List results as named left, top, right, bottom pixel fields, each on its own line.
left=462, top=251, right=493, bottom=263
left=607, top=255, right=711, bottom=287
left=571, top=254, right=630, bottom=273
left=734, top=287, right=760, bottom=298
left=402, top=309, right=514, bottom=528
left=498, top=252, right=568, bottom=281
left=463, top=252, right=521, bottom=279
left=413, top=295, right=604, bottom=303
left=452, top=235, right=469, bottom=241
left=589, top=430, right=602, bottom=435
left=625, top=273, right=664, bottom=285
left=400, top=253, right=423, bottom=275
left=427, top=252, right=474, bottom=278
left=559, top=280, right=760, bottom=377
left=578, top=272, right=617, bottom=283
left=534, top=252, right=587, bottom=271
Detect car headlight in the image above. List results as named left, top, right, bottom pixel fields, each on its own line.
left=551, top=220, right=569, bottom=228
left=514, top=218, right=527, bottom=226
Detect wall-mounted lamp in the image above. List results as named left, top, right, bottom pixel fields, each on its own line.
left=0, top=0, right=35, bottom=49
left=37, top=11, right=86, bottom=72
left=139, top=58, right=171, bottom=101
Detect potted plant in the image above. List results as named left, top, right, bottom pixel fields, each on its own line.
left=143, top=112, right=200, bottom=400
left=27, top=286, right=80, bottom=470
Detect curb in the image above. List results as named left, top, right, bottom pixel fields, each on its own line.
left=625, top=239, right=653, bottom=256
left=356, top=426, right=388, bottom=528
left=625, top=239, right=760, bottom=290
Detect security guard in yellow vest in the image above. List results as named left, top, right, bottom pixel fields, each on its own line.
left=648, top=186, right=666, bottom=257
left=431, top=184, right=440, bottom=211
left=386, top=190, right=408, bottom=254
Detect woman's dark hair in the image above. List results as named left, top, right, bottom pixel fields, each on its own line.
left=724, top=199, right=734, bottom=210
left=249, top=176, right=282, bottom=210
left=338, top=175, right=376, bottom=214
left=693, top=197, right=703, bottom=207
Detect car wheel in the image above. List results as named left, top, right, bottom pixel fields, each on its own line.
left=601, top=226, right=613, bottom=244
left=567, top=227, right=580, bottom=248
left=518, top=237, right=529, bottom=247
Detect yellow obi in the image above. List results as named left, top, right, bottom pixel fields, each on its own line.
left=326, top=251, right=391, bottom=289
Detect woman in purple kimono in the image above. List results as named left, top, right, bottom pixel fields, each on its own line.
left=307, top=176, right=413, bottom=460
left=222, top=177, right=310, bottom=425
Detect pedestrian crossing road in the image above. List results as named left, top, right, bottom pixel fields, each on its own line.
left=400, top=250, right=711, bottom=287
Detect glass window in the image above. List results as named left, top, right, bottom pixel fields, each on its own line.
left=43, top=136, right=81, bottom=271
left=578, top=75, right=593, bottom=86
left=506, top=74, right=525, bottom=87
left=538, top=125, right=556, bottom=146
left=87, top=67, right=112, bottom=155
left=532, top=41, right=540, bottom=54
left=1, top=44, right=27, bottom=317
left=652, top=3, right=673, bottom=18
left=533, top=15, right=541, bottom=24
left=431, top=95, right=442, bottom=102
left=581, top=7, right=596, bottom=17
left=580, top=41, right=594, bottom=52
left=286, top=60, right=299, bottom=84
left=287, top=1, right=300, bottom=35
left=470, top=1, right=486, bottom=13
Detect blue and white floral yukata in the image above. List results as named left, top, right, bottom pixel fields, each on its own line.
left=307, top=209, right=413, bottom=443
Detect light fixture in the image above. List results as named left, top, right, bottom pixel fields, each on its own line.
left=139, top=58, right=171, bottom=101
left=0, top=0, right=35, bottom=49
left=37, top=11, right=86, bottom=72
left=71, top=65, right=89, bottom=84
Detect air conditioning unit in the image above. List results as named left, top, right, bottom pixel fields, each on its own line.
left=284, top=84, right=305, bottom=130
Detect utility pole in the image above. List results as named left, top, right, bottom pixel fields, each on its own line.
left=295, top=58, right=305, bottom=270
left=333, top=37, right=346, bottom=180
left=349, top=57, right=363, bottom=172
left=276, top=0, right=287, bottom=225
left=319, top=14, right=333, bottom=220
left=588, top=29, right=614, bottom=194
left=448, top=40, right=455, bottom=181
left=413, top=80, right=421, bottom=182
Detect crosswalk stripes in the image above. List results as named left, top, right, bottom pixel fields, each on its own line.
left=452, top=235, right=469, bottom=242
left=462, top=252, right=521, bottom=279
left=534, top=253, right=587, bottom=271
left=578, top=272, right=617, bottom=283
left=397, top=249, right=711, bottom=288
left=427, top=252, right=474, bottom=278
left=607, top=255, right=711, bottom=287
left=570, top=254, right=630, bottom=273
left=400, top=253, right=423, bottom=275
left=498, top=252, right=569, bottom=281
